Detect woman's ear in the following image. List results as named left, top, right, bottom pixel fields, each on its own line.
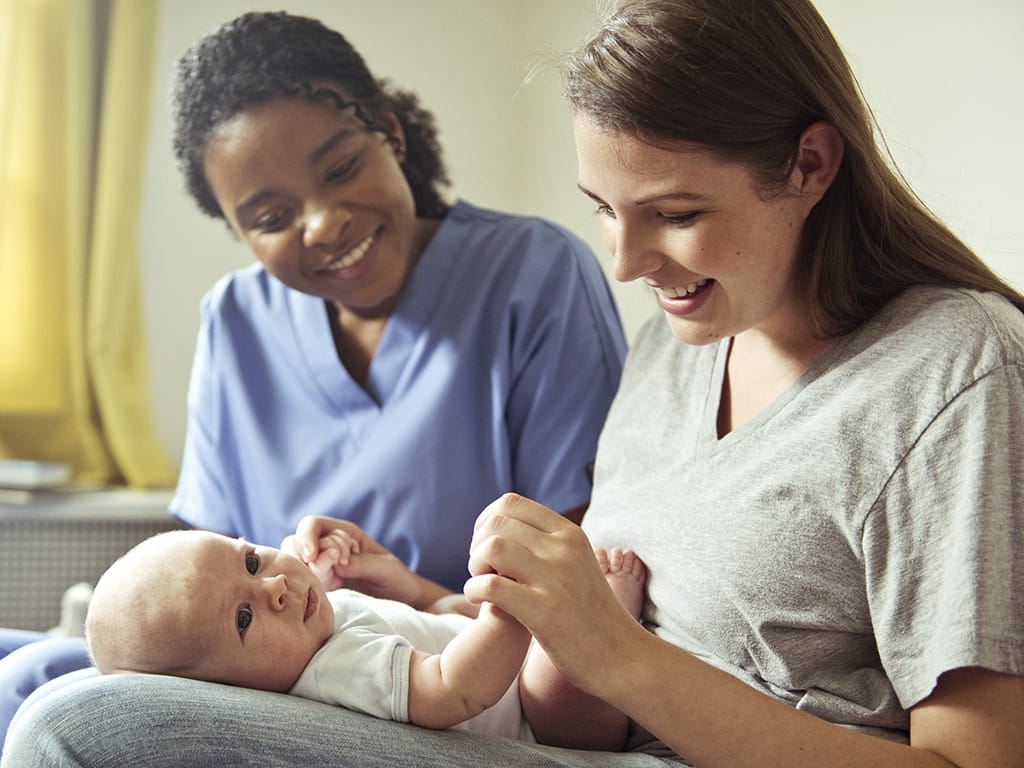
left=791, top=121, right=844, bottom=209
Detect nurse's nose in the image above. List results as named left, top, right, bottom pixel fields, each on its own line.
left=303, top=202, right=352, bottom=250
left=259, top=573, right=289, bottom=612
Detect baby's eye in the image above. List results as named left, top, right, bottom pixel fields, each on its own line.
left=237, top=605, right=253, bottom=633
left=245, top=552, right=259, bottom=575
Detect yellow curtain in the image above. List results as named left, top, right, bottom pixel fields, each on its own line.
left=0, top=0, right=175, bottom=487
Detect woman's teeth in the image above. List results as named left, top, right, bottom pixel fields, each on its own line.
left=322, top=232, right=374, bottom=272
left=662, top=279, right=708, bottom=299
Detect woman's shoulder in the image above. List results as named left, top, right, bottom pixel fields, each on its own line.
left=869, top=285, right=1024, bottom=368
left=821, top=286, right=1024, bottom=414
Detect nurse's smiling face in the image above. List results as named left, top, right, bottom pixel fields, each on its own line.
left=202, top=93, right=430, bottom=318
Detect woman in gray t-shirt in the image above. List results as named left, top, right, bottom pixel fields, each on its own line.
left=467, top=1, right=1024, bottom=767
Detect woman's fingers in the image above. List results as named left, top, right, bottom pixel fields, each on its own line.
left=473, top=493, right=565, bottom=536
left=467, top=523, right=542, bottom=580
left=470, top=494, right=578, bottom=576
left=470, top=494, right=593, bottom=579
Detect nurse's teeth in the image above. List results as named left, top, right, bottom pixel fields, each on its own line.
left=324, top=232, right=374, bottom=271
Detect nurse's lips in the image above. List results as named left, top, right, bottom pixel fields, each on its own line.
left=317, top=230, right=376, bottom=273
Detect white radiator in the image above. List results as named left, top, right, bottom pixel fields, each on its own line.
left=0, top=488, right=181, bottom=632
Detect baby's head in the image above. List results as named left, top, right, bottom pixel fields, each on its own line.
left=86, top=530, right=334, bottom=692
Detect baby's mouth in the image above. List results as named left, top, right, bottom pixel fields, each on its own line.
left=303, top=588, right=318, bottom=622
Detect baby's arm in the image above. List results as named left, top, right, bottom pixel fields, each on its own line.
left=406, top=603, right=530, bottom=729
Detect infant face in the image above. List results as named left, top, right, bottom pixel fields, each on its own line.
left=91, top=531, right=335, bottom=692
left=176, top=533, right=336, bottom=691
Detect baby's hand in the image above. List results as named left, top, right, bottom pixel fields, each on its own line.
left=306, top=530, right=360, bottom=591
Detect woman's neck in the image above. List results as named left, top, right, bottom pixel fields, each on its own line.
left=717, top=326, right=833, bottom=437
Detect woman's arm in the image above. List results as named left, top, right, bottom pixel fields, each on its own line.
left=605, top=623, right=1024, bottom=767
left=406, top=603, right=531, bottom=729
left=466, top=494, right=1024, bottom=768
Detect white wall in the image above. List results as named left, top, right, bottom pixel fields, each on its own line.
left=139, top=1, right=1024, bottom=466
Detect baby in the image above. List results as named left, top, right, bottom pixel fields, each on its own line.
left=85, top=528, right=646, bottom=749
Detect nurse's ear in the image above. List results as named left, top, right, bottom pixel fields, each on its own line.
left=789, top=121, right=844, bottom=214
left=379, top=111, right=407, bottom=162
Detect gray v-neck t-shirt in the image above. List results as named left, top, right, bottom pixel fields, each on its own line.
left=584, top=285, right=1024, bottom=746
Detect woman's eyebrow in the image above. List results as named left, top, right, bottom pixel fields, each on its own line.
left=633, top=190, right=710, bottom=206
left=577, top=183, right=710, bottom=208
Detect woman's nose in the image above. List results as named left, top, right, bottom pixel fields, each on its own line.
left=607, top=222, right=661, bottom=283
left=303, top=202, right=352, bottom=249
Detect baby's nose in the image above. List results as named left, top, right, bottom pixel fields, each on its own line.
left=261, top=573, right=289, bottom=611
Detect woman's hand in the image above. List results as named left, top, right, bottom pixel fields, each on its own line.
left=464, top=493, right=644, bottom=697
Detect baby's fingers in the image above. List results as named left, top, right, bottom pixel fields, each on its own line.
left=320, top=530, right=359, bottom=565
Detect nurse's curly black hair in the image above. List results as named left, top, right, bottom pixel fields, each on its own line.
left=171, top=11, right=450, bottom=221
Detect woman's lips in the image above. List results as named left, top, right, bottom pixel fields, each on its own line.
left=655, top=279, right=715, bottom=316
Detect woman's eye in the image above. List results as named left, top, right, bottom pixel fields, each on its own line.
left=594, top=205, right=616, bottom=219
left=245, top=553, right=259, bottom=575
left=237, top=605, right=253, bottom=633
left=660, top=211, right=700, bottom=226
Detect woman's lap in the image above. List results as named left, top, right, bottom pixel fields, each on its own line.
left=2, top=669, right=682, bottom=768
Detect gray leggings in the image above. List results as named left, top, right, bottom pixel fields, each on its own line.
left=2, top=669, right=685, bottom=767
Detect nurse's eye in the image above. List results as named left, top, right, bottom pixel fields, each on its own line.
left=252, top=209, right=290, bottom=233
left=245, top=552, right=260, bottom=575
left=237, top=605, right=253, bottom=634
left=326, top=156, right=358, bottom=183
left=594, top=204, right=616, bottom=219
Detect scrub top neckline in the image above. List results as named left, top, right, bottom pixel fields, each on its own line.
left=286, top=201, right=469, bottom=415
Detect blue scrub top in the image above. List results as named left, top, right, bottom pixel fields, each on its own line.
left=170, top=200, right=627, bottom=591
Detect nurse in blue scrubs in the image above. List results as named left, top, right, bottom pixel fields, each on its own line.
left=0, top=10, right=626, bottom=754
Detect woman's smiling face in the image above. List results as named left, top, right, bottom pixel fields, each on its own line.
left=202, top=93, right=422, bottom=318
left=574, top=115, right=817, bottom=348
